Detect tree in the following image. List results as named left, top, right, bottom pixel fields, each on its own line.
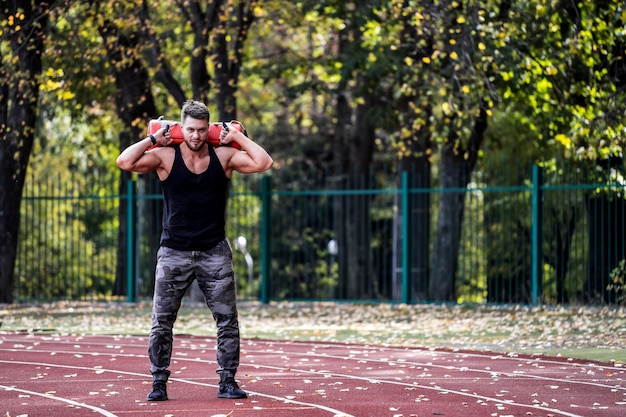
left=376, top=0, right=498, bottom=301
left=242, top=0, right=397, bottom=299
left=1, top=0, right=264, bottom=302
left=495, top=0, right=626, bottom=303
left=0, top=1, right=56, bottom=303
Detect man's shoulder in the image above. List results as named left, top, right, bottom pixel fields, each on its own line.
left=150, top=144, right=177, bottom=153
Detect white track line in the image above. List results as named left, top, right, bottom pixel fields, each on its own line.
left=0, top=355, right=587, bottom=417
left=240, top=362, right=587, bottom=417
left=0, top=384, right=118, bottom=417
left=0, top=360, right=354, bottom=417
left=242, top=348, right=626, bottom=391
left=245, top=340, right=626, bottom=370
left=2, top=337, right=622, bottom=416
left=2, top=342, right=623, bottom=391
left=5, top=335, right=622, bottom=371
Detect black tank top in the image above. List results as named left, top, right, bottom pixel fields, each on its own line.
left=160, top=144, right=230, bottom=250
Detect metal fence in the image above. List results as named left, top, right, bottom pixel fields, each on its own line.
left=14, top=161, right=626, bottom=305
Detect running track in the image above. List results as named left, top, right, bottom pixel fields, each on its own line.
left=1, top=333, right=625, bottom=417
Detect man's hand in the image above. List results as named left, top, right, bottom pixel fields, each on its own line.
left=153, top=125, right=175, bottom=147
left=219, top=122, right=237, bottom=146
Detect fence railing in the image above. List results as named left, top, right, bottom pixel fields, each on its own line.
left=14, top=162, right=626, bottom=305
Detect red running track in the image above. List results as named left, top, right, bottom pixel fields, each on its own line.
left=1, top=332, right=625, bottom=417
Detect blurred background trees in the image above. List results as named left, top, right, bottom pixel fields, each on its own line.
left=1, top=0, right=624, bottom=304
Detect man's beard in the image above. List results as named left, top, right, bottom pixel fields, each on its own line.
left=185, top=138, right=206, bottom=151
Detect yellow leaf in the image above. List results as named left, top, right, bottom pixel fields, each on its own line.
left=457, top=16, right=466, bottom=24
left=422, top=57, right=431, bottom=64
left=405, top=57, right=413, bottom=66
left=450, top=51, right=458, bottom=60
left=478, top=42, right=486, bottom=51
left=536, top=78, right=553, bottom=93
left=545, top=66, right=558, bottom=76
left=61, top=91, right=75, bottom=100
left=462, top=85, right=470, bottom=94
left=536, top=5, right=546, bottom=16
left=555, top=134, right=571, bottom=149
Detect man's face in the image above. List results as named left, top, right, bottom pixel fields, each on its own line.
left=182, top=117, right=209, bottom=151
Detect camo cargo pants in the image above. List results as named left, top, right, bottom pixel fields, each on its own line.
left=148, top=239, right=240, bottom=382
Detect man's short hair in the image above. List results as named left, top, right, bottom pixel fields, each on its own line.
left=181, top=100, right=210, bottom=123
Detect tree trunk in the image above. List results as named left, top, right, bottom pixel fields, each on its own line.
left=550, top=207, right=578, bottom=304
left=97, top=16, right=159, bottom=297
left=332, top=94, right=351, bottom=299
left=210, top=0, right=256, bottom=120
left=430, top=107, right=487, bottom=301
left=429, top=143, right=466, bottom=301
left=331, top=88, right=378, bottom=299
left=0, top=1, right=51, bottom=303
left=345, top=100, right=376, bottom=299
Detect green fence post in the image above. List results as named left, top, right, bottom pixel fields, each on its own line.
left=260, top=175, right=272, bottom=304
left=126, top=179, right=136, bottom=303
left=531, top=165, right=543, bottom=305
left=401, top=171, right=412, bottom=304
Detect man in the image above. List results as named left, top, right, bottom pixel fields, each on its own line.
left=116, top=100, right=272, bottom=401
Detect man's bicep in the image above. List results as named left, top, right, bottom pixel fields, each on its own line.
left=229, top=151, right=261, bottom=174
left=128, top=151, right=162, bottom=173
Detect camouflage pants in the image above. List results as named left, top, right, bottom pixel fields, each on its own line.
left=148, top=239, right=240, bottom=381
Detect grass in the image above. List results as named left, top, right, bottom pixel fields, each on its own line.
left=1, top=301, right=624, bottom=364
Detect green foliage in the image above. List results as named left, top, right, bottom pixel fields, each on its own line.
left=42, top=2, right=116, bottom=117
left=6, top=0, right=626, bottom=304
left=608, top=260, right=626, bottom=304
left=15, top=110, right=120, bottom=300
left=497, top=0, right=626, bottom=160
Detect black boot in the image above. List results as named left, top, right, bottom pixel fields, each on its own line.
left=147, top=370, right=170, bottom=401
left=147, top=380, right=168, bottom=401
left=217, top=373, right=247, bottom=399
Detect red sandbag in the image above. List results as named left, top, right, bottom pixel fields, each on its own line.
left=147, top=119, right=244, bottom=150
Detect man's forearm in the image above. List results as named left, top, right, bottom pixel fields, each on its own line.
left=116, top=137, right=154, bottom=171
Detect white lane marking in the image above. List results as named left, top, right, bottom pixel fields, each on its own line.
left=0, top=360, right=354, bottom=417
left=245, top=349, right=626, bottom=390
left=0, top=357, right=585, bottom=417
left=5, top=334, right=623, bottom=371
left=3, top=342, right=623, bottom=392
left=3, top=334, right=622, bottom=373
left=2, top=336, right=622, bottom=417
left=245, top=340, right=626, bottom=370
left=0, top=384, right=118, bottom=417
left=233, top=362, right=588, bottom=417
